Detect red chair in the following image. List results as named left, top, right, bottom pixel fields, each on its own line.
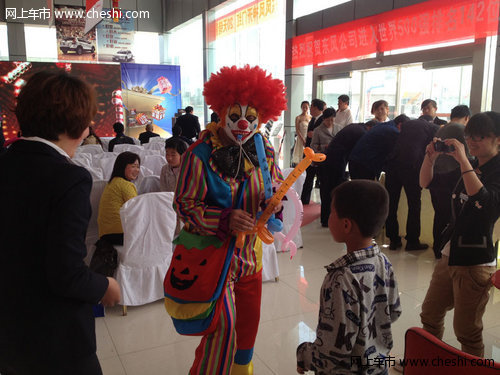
left=403, top=327, right=500, bottom=374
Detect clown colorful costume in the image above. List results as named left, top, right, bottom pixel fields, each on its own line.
left=170, top=66, right=287, bottom=375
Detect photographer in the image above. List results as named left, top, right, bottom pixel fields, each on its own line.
left=419, top=112, right=500, bottom=357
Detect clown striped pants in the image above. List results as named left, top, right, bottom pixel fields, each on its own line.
left=189, top=270, right=262, bottom=375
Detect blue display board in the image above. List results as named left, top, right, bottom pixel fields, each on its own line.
left=120, top=63, right=181, bottom=135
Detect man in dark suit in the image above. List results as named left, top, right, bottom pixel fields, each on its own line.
left=138, top=123, right=160, bottom=144
left=301, top=99, right=326, bottom=205
left=385, top=115, right=439, bottom=251
left=0, top=71, right=120, bottom=375
left=421, top=99, right=448, bottom=126
left=175, top=106, right=201, bottom=141
left=108, top=122, right=135, bottom=152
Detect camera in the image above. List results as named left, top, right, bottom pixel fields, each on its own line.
left=434, top=140, right=455, bottom=153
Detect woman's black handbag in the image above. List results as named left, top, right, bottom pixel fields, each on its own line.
left=89, top=239, right=118, bottom=277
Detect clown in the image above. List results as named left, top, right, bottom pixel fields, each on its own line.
left=172, top=65, right=287, bottom=375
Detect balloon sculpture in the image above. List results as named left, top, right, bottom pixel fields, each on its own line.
left=236, top=146, right=325, bottom=256
left=273, top=187, right=302, bottom=258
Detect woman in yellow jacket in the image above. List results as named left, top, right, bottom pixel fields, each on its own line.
left=97, top=151, right=140, bottom=245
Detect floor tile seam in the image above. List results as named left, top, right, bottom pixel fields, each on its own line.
left=277, top=276, right=322, bottom=303
left=99, top=318, right=121, bottom=360
left=115, top=338, right=196, bottom=358
left=252, top=351, right=278, bottom=375
left=258, top=310, right=318, bottom=325
left=103, top=317, right=197, bottom=356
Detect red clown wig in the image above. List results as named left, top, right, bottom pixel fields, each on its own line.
left=203, top=65, right=287, bottom=125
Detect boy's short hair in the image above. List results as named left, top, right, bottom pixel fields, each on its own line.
left=165, top=136, right=188, bottom=154
left=371, top=100, right=389, bottom=114
left=331, top=180, right=389, bottom=238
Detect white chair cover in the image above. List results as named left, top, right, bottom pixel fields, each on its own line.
left=113, top=144, right=144, bottom=154
left=84, top=166, right=105, bottom=181
left=142, top=154, right=166, bottom=176
left=116, top=192, right=177, bottom=306
left=95, top=155, right=117, bottom=180
left=282, top=167, right=306, bottom=197
left=261, top=242, right=279, bottom=282
left=84, top=180, right=108, bottom=264
left=72, top=154, right=92, bottom=168
left=149, top=136, right=167, bottom=143
left=134, top=165, right=154, bottom=188
left=274, top=168, right=305, bottom=251
left=92, top=152, right=119, bottom=160
left=139, top=150, right=163, bottom=160
left=137, top=175, right=161, bottom=194
left=100, top=137, right=114, bottom=152
left=143, top=141, right=165, bottom=152
left=133, top=138, right=141, bottom=145
left=76, top=144, right=104, bottom=155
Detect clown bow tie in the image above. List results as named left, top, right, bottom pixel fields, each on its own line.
left=211, top=136, right=260, bottom=179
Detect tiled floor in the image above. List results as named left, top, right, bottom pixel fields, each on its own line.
left=97, top=199, right=500, bottom=374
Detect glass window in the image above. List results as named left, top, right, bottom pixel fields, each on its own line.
left=293, top=0, right=350, bottom=19
left=399, top=65, right=429, bottom=119
left=319, top=72, right=361, bottom=122
left=164, top=17, right=204, bottom=125
left=429, top=66, right=472, bottom=118
left=211, top=0, right=285, bottom=82
left=0, top=23, right=8, bottom=60
left=133, top=32, right=160, bottom=64
left=362, top=68, right=397, bottom=121
left=25, top=25, right=57, bottom=61
left=303, top=65, right=313, bottom=103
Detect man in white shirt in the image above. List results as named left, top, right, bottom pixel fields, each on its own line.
left=334, top=94, right=354, bottom=135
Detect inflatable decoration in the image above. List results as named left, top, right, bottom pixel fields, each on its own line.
left=236, top=147, right=325, bottom=250
left=273, top=186, right=303, bottom=259
left=111, top=89, right=124, bottom=123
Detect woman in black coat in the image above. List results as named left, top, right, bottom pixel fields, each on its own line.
left=0, top=71, right=121, bottom=375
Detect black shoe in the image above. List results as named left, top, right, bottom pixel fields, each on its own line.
left=389, top=241, right=402, bottom=250
left=321, top=223, right=329, bottom=228
left=405, top=242, right=429, bottom=251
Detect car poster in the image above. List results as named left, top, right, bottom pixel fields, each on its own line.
left=55, top=5, right=97, bottom=62
left=96, top=9, right=135, bottom=63
left=120, top=63, right=182, bottom=138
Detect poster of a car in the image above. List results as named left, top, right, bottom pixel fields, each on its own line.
left=97, top=9, right=135, bottom=63
left=55, top=5, right=97, bottom=61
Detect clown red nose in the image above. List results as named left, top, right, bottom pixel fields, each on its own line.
left=237, top=119, right=249, bottom=129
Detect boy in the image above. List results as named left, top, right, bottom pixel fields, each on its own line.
left=160, top=136, right=188, bottom=236
left=297, top=180, right=401, bottom=375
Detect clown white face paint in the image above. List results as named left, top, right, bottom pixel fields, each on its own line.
left=224, top=103, right=259, bottom=144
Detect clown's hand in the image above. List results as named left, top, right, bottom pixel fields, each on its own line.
left=229, top=209, right=255, bottom=234
left=265, top=197, right=283, bottom=215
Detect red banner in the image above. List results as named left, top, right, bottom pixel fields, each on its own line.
left=286, top=0, right=499, bottom=69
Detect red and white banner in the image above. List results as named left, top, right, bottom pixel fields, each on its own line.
left=84, top=0, right=103, bottom=34
left=286, top=0, right=499, bottom=69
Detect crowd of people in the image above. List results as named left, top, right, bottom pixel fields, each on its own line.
left=291, top=94, right=499, bottom=373
left=0, top=68, right=499, bottom=375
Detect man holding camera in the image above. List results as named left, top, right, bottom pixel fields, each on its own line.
left=385, top=116, right=439, bottom=251
left=427, top=105, right=471, bottom=258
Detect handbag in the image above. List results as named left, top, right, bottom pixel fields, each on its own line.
left=89, top=238, right=118, bottom=277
